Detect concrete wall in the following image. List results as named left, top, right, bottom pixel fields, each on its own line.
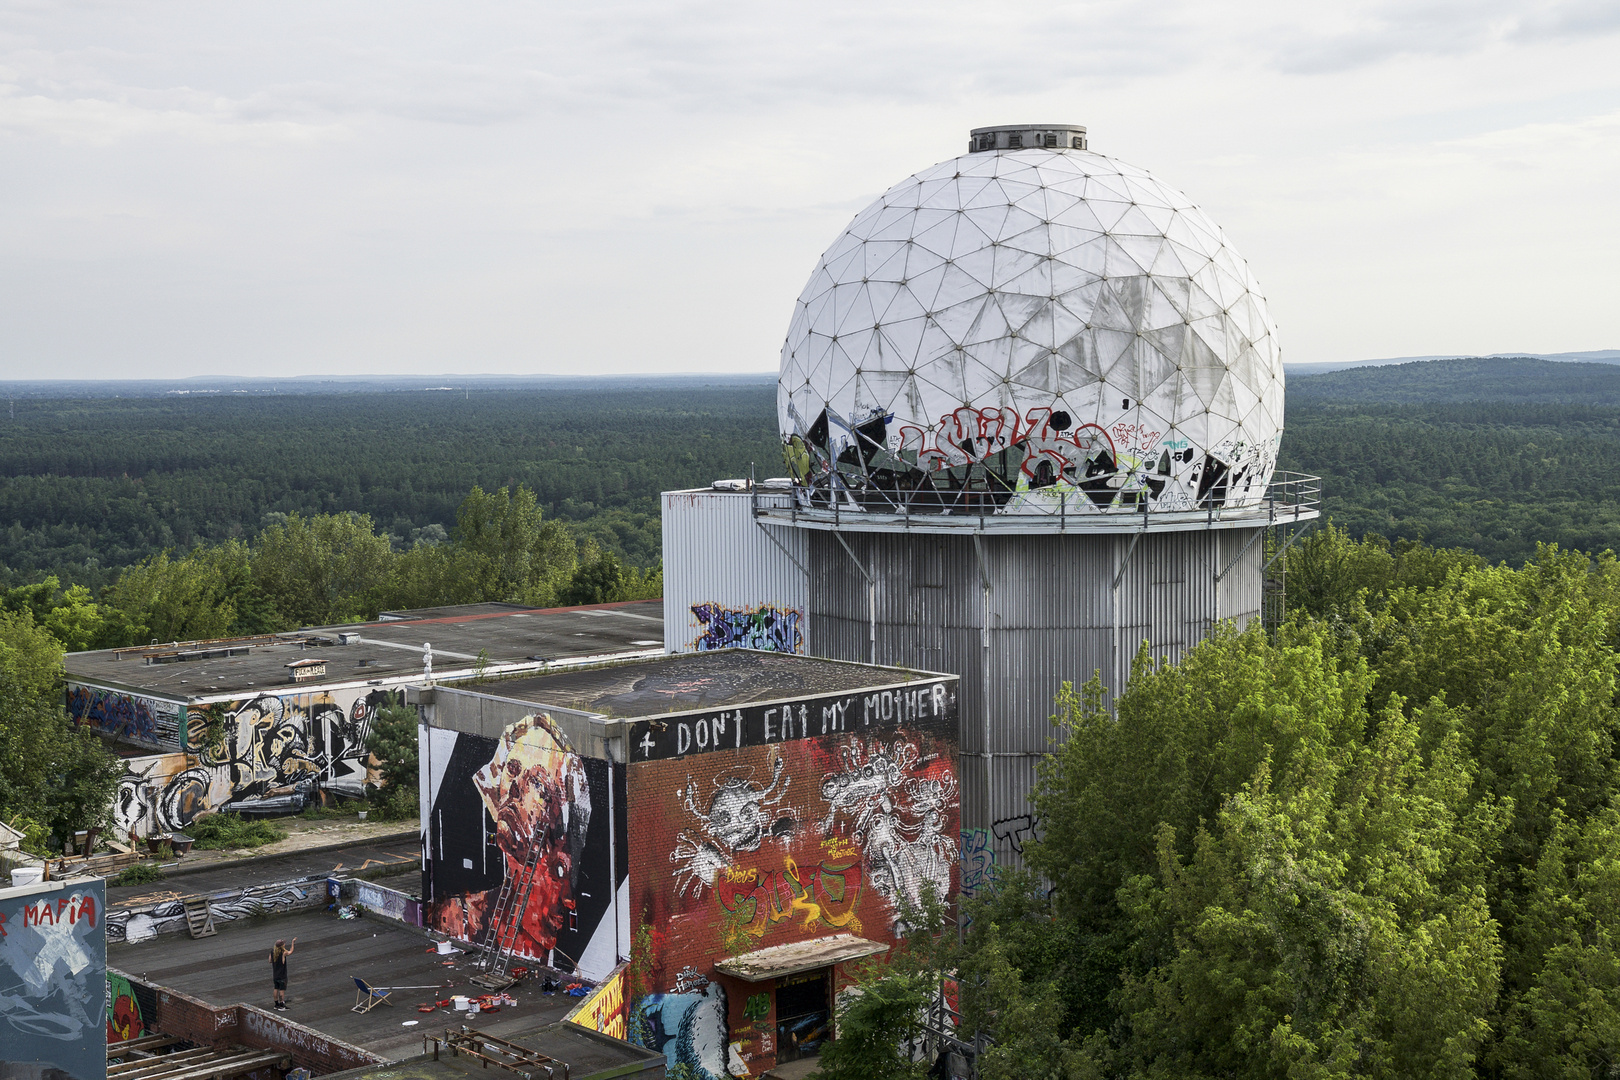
left=128, top=977, right=385, bottom=1073
left=107, top=877, right=327, bottom=945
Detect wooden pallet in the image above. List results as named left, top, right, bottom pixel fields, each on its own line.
left=181, top=896, right=216, bottom=939
left=46, top=849, right=144, bottom=880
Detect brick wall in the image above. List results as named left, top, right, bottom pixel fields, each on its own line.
left=623, top=680, right=961, bottom=1076
left=138, top=979, right=385, bottom=1074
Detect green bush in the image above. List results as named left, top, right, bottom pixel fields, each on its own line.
left=187, top=813, right=286, bottom=850
left=111, top=861, right=164, bottom=886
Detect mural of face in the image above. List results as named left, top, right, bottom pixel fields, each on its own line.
left=468, top=714, right=593, bottom=956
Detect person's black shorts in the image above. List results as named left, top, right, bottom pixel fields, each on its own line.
left=273, top=978, right=287, bottom=990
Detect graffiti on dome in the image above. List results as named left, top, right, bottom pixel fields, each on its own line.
left=784, top=402, right=1279, bottom=516
left=691, top=603, right=804, bottom=654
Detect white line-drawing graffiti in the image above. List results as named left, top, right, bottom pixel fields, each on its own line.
left=670, top=756, right=796, bottom=897
left=820, top=739, right=957, bottom=928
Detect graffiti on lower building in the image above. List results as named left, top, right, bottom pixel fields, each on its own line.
left=671, top=755, right=797, bottom=896
left=103, top=686, right=399, bottom=839
left=421, top=714, right=626, bottom=981
left=105, top=882, right=314, bottom=944
left=628, top=969, right=737, bottom=1080
left=106, top=971, right=157, bottom=1043
left=69, top=685, right=184, bottom=751
left=691, top=604, right=804, bottom=654
left=1, top=879, right=106, bottom=1080
left=112, top=754, right=217, bottom=841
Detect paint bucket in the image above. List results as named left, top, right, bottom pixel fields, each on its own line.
left=468, top=1003, right=480, bottom=1016
left=436, top=940, right=454, bottom=955
left=451, top=996, right=469, bottom=1011
left=9, top=867, right=44, bottom=887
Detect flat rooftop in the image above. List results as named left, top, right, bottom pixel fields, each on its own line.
left=109, top=907, right=591, bottom=1064
left=66, top=601, right=664, bottom=703
left=466, top=649, right=944, bottom=718
left=333, top=1024, right=662, bottom=1080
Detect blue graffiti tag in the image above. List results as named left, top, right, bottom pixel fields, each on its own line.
left=691, top=604, right=804, bottom=654
left=960, top=828, right=994, bottom=897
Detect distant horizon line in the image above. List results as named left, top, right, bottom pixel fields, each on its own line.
left=1, top=350, right=1616, bottom=384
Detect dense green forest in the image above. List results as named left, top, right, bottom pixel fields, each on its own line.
left=1279, top=358, right=1620, bottom=564
left=832, top=528, right=1620, bottom=1079
left=0, top=378, right=779, bottom=586
left=4, top=358, right=1620, bottom=589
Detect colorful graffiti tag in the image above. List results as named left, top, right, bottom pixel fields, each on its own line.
left=69, top=685, right=183, bottom=750
left=1, top=879, right=106, bottom=1080
left=570, top=965, right=629, bottom=1041
left=691, top=604, right=804, bottom=654
left=960, top=828, right=993, bottom=897
left=422, top=715, right=626, bottom=981
left=104, top=686, right=397, bottom=839
left=105, top=971, right=156, bottom=1043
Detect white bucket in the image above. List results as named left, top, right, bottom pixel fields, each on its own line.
left=451, top=996, right=469, bottom=1011
left=436, top=940, right=454, bottom=955
left=9, top=867, right=44, bottom=887
left=468, top=1003, right=480, bottom=1016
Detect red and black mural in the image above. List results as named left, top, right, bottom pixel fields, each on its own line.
left=422, top=714, right=627, bottom=980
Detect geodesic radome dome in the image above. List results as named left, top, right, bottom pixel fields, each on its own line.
left=778, top=124, right=1283, bottom=516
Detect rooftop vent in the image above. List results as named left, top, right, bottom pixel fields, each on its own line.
left=968, top=124, right=1087, bottom=153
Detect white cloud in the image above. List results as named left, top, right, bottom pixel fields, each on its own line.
left=0, top=0, right=1615, bottom=376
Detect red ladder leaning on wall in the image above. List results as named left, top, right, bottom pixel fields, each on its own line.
left=471, top=836, right=546, bottom=990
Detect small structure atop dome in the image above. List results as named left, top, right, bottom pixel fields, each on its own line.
left=968, top=124, right=1087, bottom=153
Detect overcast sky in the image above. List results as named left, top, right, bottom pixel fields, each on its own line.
left=1, top=1, right=1616, bottom=379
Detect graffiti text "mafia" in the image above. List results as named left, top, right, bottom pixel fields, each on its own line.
left=0, top=892, right=98, bottom=937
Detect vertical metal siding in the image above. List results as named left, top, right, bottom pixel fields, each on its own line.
left=660, top=490, right=810, bottom=653
left=805, top=525, right=1263, bottom=868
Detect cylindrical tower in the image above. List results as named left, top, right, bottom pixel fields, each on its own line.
left=765, top=125, right=1319, bottom=867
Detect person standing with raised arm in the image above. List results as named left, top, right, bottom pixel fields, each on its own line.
left=270, top=937, right=297, bottom=1010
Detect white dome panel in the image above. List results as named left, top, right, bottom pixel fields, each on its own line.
left=779, top=140, right=1283, bottom=515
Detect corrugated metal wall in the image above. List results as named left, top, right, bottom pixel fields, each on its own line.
left=806, top=525, right=1265, bottom=866
left=661, top=489, right=810, bottom=653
